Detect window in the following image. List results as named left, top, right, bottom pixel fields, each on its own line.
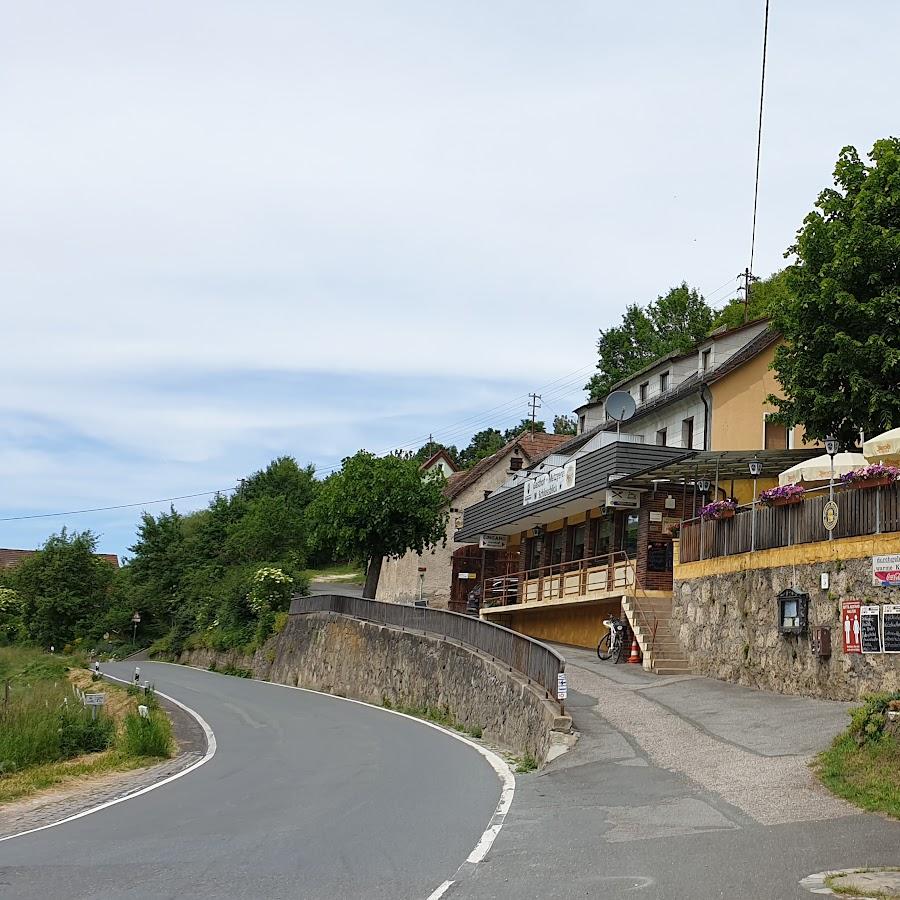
left=592, top=517, right=612, bottom=557
left=639, top=382, right=649, bottom=403
left=764, top=416, right=789, bottom=450
left=578, top=415, right=586, bottom=434
left=701, top=348, right=711, bottom=372
left=623, top=513, right=640, bottom=557
left=656, top=428, right=667, bottom=446
left=525, top=537, right=542, bottom=572
left=569, top=523, right=587, bottom=562
left=682, top=417, right=694, bottom=449
left=547, top=530, right=563, bottom=567
left=659, top=371, right=669, bottom=393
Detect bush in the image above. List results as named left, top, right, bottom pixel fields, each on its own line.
left=118, top=709, right=173, bottom=758
left=58, top=707, right=115, bottom=757
left=848, top=692, right=900, bottom=746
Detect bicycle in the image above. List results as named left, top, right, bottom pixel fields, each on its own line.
left=597, top=616, right=625, bottom=662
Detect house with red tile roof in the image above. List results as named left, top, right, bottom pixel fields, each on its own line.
left=376, top=431, right=569, bottom=610
left=0, top=548, right=120, bottom=569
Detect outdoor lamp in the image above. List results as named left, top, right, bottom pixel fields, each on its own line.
left=697, top=478, right=711, bottom=493
left=825, top=435, right=839, bottom=457
left=531, top=525, right=544, bottom=537
left=748, top=458, right=763, bottom=477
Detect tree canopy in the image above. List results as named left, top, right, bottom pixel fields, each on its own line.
left=306, top=451, right=448, bottom=598
left=502, top=419, right=545, bottom=442
left=585, top=283, right=714, bottom=400
left=458, top=428, right=505, bottom=468
left=769, top=138, right=900, bottom=445
left=553, top=414, right=578, bottom=435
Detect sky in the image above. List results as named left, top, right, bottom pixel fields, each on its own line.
left=2, top=1, right=899, bottom=558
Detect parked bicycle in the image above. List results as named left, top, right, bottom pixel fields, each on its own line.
left=597, top=616, right=626, bottom=662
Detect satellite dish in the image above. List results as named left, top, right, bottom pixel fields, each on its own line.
left=605, top=390, right=637, bottom=422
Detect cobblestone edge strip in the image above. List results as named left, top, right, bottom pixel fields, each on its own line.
left=0, top=676, right=214, bottom=841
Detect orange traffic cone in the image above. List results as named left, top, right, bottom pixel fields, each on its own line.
left=627, top=636, right=642, bottom=664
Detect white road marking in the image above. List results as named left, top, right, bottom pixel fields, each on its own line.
left=144, top=659, right=518, bottom=898
left=0, top=673, right=217, bottom=844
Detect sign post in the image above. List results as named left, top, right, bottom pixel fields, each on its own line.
left=131, top=611, right=141, bottom=645
left=556, top=672, right=568, bottom=716
left=83, top=693, right=106, bottom=721
left=841, top=599, right=862, bottom=654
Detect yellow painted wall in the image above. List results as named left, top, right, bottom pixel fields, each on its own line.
left=675, top=531, right=900, bottom=579
left=507, top=599, right=621, bottom=650
left=710, top=342, right=812, bottom=452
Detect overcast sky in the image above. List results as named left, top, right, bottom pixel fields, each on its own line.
left=2, top=1, right=898, bottom=557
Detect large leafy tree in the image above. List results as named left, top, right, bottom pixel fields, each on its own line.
left=307, top=451, right=448, bottom=598
left=769, top=138, right=900, bottom=445
left=5, top=529, right=115, bottom=647
left=553, top=414, right=578, bottom=435
left=458, top=428, right=505, bottom=468
left=713, top=269, right=793, bottom=330
left=502, top=419, right=545, bottom=442
left=586, top=283, right=714, bottom=400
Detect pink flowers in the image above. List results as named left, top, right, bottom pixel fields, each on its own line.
left=840, top=463, right=900, bottom=484
left=759, top=484, right=806, bottom=504
left=699, top=499, right=737, bottom=520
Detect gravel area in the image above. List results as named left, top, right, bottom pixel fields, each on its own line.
left=566, top=663, right=858, bottom=826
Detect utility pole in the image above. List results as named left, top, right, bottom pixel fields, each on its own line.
left=528, top=393, right=542, bottom=436
left=737, top=267, right=758, bottom=323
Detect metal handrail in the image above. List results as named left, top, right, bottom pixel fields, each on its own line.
left=289, top=593, right=566, bottom=700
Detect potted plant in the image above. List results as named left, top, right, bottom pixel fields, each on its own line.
left=699, top=499, right=737, bottom=521
left=840, top=463, right=900, bottom=490
left=759, top=484, right=805, bottom=507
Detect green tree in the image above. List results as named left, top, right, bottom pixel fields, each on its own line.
left=585, top=283, right=714, bottom=400
left=413, top=441, right=460, bottom=467
left=769, top=138, right=900, bottom=445
left=713, top=269, right=793, bottom=330
left=7, top=530, right=115, bottom=647
left=553, top=415, right=578, bottom=435
left=307, top=451, right=448, bottom=598
left=502, top=419, right=546, bottom=442
left=458, top=428, right=505, bottom=468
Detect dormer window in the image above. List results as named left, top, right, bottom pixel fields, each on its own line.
left=701, top=348, right=711, bottom=372
left=659, top=371, right=669, bottom=393
left=639, top=382, right=649, bottom=403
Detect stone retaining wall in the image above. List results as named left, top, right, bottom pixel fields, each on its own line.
left=178, top=612, right=566, bottom=761
left=673, top=555, right=900, bottom=700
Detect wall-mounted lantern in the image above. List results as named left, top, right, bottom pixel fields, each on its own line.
left=777, top=588, right=809, bottom=636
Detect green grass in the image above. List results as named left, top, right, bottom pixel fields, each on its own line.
left=824, top=869, right=900, bottom=899
left=304, top=562, right=366, bottom=585
left=816, top=732, right=900, bottom=819
left=515, top=754, right=539, bottom=773
left=381, top=698, right=484, bottom=740
left=118, top=709, right=174, bottom=758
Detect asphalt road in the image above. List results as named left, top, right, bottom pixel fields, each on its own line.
left=0, top=662, right=501, bottom=900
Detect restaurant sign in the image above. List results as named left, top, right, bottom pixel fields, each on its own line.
left=523, top=460, right=577, bottom=507
left=872, top=554, right=900, bottom=587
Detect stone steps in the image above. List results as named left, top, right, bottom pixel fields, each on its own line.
left=622, top=594, right=691, bottom=676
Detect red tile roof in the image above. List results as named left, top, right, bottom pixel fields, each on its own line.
left=444, top=432, right=569, bottom=500
left=0, top=548, right=119, bottom=569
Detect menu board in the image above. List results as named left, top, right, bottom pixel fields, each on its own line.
left=860, top=605, right=883, bottom=654
left=883, top=604, right=900, bottom=654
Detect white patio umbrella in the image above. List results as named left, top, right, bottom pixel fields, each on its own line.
left=778, top=452, right=869, bottom=486
left=863, top=427, right=900, bottom=465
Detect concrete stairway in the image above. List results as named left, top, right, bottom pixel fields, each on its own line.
left=621, top=595, right=692, bottom=676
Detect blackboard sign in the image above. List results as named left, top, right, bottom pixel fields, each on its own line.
left=883, top=604, right=900, bottom=654
left=860, top=605, right=882, bottom=654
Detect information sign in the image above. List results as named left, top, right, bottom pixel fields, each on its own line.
left=557, top=673, right=568, bottom=701
left=883, top=605, right=900, bottom=654
left=479, top=534, right=508, bottom=550
left=83, top=693, right=106, bottom=707
left=860, top=605, right=883, bottom=654
left=872, top=554, right=900, bottom=587
left=841, top=599, right=862, bottom=654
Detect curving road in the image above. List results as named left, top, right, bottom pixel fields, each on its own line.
left=0, top=662, right=503, bottom=899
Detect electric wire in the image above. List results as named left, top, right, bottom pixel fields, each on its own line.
left=749, top=0, right=770, bottom=275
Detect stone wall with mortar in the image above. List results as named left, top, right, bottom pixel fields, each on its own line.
left=178, top=611, right=566, bottom=761
left=673, top=554, right=900, bottom=701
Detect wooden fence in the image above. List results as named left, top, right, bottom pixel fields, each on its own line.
left=680, top=482, right=900, bottom=564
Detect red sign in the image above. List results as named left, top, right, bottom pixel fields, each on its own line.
left=842, top=599, right=862, bottom=654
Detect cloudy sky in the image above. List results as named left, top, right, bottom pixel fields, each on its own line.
left=2, top=1, right=898, bottom=557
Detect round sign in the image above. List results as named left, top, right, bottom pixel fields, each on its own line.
left=131, top=612, right=141, bottom=623
left=823, top=500, right=839, bottom=532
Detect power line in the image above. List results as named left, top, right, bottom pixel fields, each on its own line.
left=0, top=491, right=232, bottom=523
left=749, top=0, right=770, bottom=276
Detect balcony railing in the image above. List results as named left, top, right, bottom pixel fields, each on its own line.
left=480, top=551, right=637, bottom=610
left=679, top=482, right=900, bottom=564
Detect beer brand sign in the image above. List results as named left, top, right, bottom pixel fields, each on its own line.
left=523, top=460, right=577, bottom=506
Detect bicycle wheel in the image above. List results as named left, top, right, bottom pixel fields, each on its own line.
left=597, top=632, right=612, bottom=660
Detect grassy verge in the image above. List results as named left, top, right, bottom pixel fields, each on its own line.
left=814, top=692, right=900, bottom=820
left=381, top=698, right=483, bottom=740
left=0, top=646, right=175, bottom=807
left=304, top=562, right=365, bottom=585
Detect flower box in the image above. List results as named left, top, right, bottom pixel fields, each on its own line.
left=700, top=500, right=737, bottom=521
left=770, top=495, right=803, bottom=507
left=853, top=476, right=894, bottom=490
left=840, top=464, right=900, bottom=488
left=759, top=484, right=805, bottom=507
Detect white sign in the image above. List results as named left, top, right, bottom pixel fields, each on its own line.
left=820, top=572, right=830, bottom=590
left=873, top=554, right=900, bottom=587
left=131, top=612, right=141, bottom=623
left=649, top=511, right=663, bottom=523
left=83, top=693, right=106, bottom=707
left=557, top=673, right=568, bottom=700
left=479, top=534, right=508, bottom=550
left=522, top=460, right=577, bottom=507
left=605, top=488, right=640, bottom=509
left=457, top=572, right=477, bottom=580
